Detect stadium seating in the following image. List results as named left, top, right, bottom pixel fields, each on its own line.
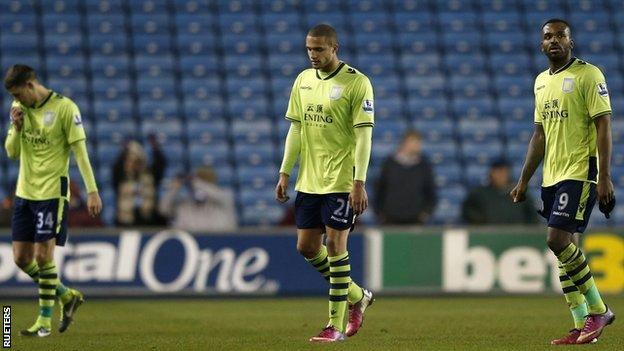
left=1, top=0, right=623, bottom=227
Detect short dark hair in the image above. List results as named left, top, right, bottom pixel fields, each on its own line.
left=401, top=129, right=422, bottom=142
left=4, top=64, right=37, bottom=90
left=542, top=18, right=572, bottom=32
left=307, top=24, right=338, bottom=45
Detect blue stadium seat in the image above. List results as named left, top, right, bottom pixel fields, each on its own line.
left=482, top=12, right=521, bottom=32
left=438, top=12, right=478, bottom=32
left=351, top=13, right=390, bottom=33
left=218, top=13, right=257, bottom=35
left=129, top=0, right=168, bottom=14
left=93, top=98, right=133, bottom=122
left=141, top=121, right=184, bottom=144
left=88, top=34, right=129, bottom=56
left=504, top=120, right=534, bottom=143
left=498, top=97, right=534, bottom=121
left=408, top=98, right=449, bottom=120
left=413, top=119, right=455, bottom=142
left=391, top=0, right=431, bottom=12
left=134, top=56, right=175, bottom=79
left=42, top=14, right=82, bottom=35
left=489, top=54, right=533, bottom=76
left=186, top=120, right=228, bottom=144
left=87, top=14, right=125, bottom=35
left=90, top=56, right=130, bottom=79
left=96, top=121, right=137, bottom=144
left=133, top=34, right=172, bottom=56
left=354, top=33, right=394, bottom=55
left=376, top=97, right=405, bottom=120
left=268, top=54, right=309, bottom=79
left=444, top=54, right=486, bottom=76
left=399, top=53, right=441, bottom=75
left=183, top=98, right=225, bottom=121
left=575, top=31, right=615, bottom=54
left=305, top=13, right=349, bottom=33
left=2, top=54, right=41, bottom=72
left=494, top=76, right=534, bottom=98
left=433, top=185, right=466, bottom=224
left=452, top=98, right=496, bottom=120
left=181, top=77, right=221, bottom=100
left=525, top=11, right=566, bottom=32
left=189, top=143, right=231, bottom=167
left=0, top=14, right=37, bottom=34
left=461, top=140, right=504, bottom=165
left=347, top=0, right=386, bottom=12
left=44, top=34, right=84, bottom=56
left=434, top=163, right=463, bottom=187
left=484, top=32, right=528, bottom=54
left=374, top=120, right=408, bottom=144
left=48, top=78, right=88, bottom=101
left=370, top=75, right=401, bottom=99
left=260, top=0, right=299, bottom=13
left=91, top=77, right=131, bottom=102
left=179, top=55, right=220, bottom=78
left=221, top=33, right=263, bottom=56
left=172, top=0, right=212, bottom=14
left=612, top=119, right=624, bottom=145
left=397, top=33, right=438, bottom=55
left=131, top=14, right=170, bottom=35
left=570, top=12, right=611, bottom=33
left=450, top=75, right=490, bottom=98
left=177, top=35, right=217, bottom=56
left=393, top=12, right=435, bottom=33
left=96, top=143, right=123, bottom=167
left=175, top=14, right=214, bottom=36
left=213, top=165, right=235, bottom=187
left=241, top=204, right=284, bottom=226
left=136, top=78, right=176, bottom=101
left=237, top=166, right=278, bottom=190
left=0, top=0, right=36, bottom=15
left=46, top=56, right=86, bottom=80
left=265, top=33, right=302, bottom=55
left=478, top=0, right=519, bottom=13
left=228, top=98, right=270, bottom=121
left=422, top=141, right=458, bottom=164
left=458, top=118, right=501, bottom=142
left=234, top=143, right=275, bottom=167
left=370, top=141, right=396, bottom=166
left=1, top=33, right=38, bottom=53
left=261, top=13, right=302, bottom=34
left=224, top=55, right=263, bottom=78
left=218, top=0, right=256, bottom=14
left=137, top=98, right=179, bottom=122
left=85, top=0, right=124, bottom=14
left=226, top=77, right=268, bottom=100
left=581, top=54, right=619, bottom=74
left=567, top=0, right=608, bottom=14
left=506, top=141, right=528, bottom=163
left=405, top=74, right=446, bottom=98
left=356, top=55, right=397, bottom=78
left=465, top=164, right=490, bottom=186
left=442, top=32, right=482, bottom=55
left=231, top=119, right=273, bottom=144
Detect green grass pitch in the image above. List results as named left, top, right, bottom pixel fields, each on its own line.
left=5, top=296, right=623, bottom=350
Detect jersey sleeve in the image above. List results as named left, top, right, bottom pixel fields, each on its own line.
left=533, top=77, right=542, bottom=125
left=63, top=101, right=87, bottom=144
left=285, top=73, right=302, bottom=122
left=583, top=66, right=612, bottom=119
left=351, top=75, right=375, bottom=128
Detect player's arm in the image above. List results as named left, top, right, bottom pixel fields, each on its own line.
left=276, top=121, right=301, bottom=202
left=511, top=123, right=545, bottom=202
left=351, top=126, right=372, bottom=214
left=594, top=113, right=615, bottom=204
left=5, top=107, right=23, bottom=159
left=70, top=140, right=102, bottom=217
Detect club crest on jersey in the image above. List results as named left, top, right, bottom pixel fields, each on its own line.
left=43, top=111, right=55, bottom=126
left=329, top=86, right=343, bottom=100
left=362, top=99, right=374, bottom=114
left=73, top=114, right=82, bottom=125
left=562, top=78, right=575, bottom=93
left=597, top=82, right=609, bottom=97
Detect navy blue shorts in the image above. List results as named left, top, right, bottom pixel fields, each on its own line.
left=295, top=192, right=355, bottom=231
left=12, top=197, right=69, bottom=246
left=539, top=180, right=596, bottom=234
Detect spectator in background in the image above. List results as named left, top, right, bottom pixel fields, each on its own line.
left=159, top=167, right=237, bottom=232
left=374, top=130, right=437, bottom=224
left=463, top=159, right=537, bottom=224
left=112, top=136, right=167, bottom=226
left=0, top=186, right=15, bottom=227
left=68, top=180, right=103, bottom=227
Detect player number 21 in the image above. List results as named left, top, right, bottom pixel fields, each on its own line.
left=334, top=198, right=349, bottom=218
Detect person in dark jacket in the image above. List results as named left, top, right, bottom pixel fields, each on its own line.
left=463, top=159, right=537, bottom=224
left=374, top=130, right=437, bottom=224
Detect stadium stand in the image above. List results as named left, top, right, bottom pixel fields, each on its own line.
left=0, top=0, right=622, bottom=226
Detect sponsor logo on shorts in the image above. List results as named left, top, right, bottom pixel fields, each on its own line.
left=330, top=216, right=348, bottom=224
left=552, top=211, right=570, bottom=218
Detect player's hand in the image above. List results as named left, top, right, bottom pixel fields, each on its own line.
left=597, top=176, right=615, bottom=205
left=275, top=173, right=290, bottom=203
left=510, top=182, right=528, bottom=203
left=87, top=192, right=103, bottom=217
left=349, top=181, right=368, bottom=215
left=10, top=107, right=23, bottom=132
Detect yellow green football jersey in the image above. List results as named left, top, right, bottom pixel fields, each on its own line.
left=286, top=62, right=374, bottom=194
left=534, top=58, right=612, bottom=187
left=8, top=91, right=86, bottom=200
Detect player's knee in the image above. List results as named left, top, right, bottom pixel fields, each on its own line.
left=34, top=253, right=52, bottom=267
left=546, top=236, right=568, bottom=254
left=13, top=254, right=33, bottom=268
left=296, top=242, right=319, bottom=259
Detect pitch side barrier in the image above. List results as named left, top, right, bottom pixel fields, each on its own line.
left=0, top=227, right=622, bottom=297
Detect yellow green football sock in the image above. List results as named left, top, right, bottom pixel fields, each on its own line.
left=558, top=263, right=588, bottom=329
left=38, top=262, right=58, bottom=328
left=21, top=260, right=72, bottom=303
left=328, top=252, right=351, bottom=332
left=307, top=246, right=363, bottom=304
left=556, top=243, right=606, bottom=314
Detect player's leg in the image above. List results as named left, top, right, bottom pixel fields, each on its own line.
left=547, top=181, right=613, bottom=344
left=20, top=238, right=56, bottom=337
